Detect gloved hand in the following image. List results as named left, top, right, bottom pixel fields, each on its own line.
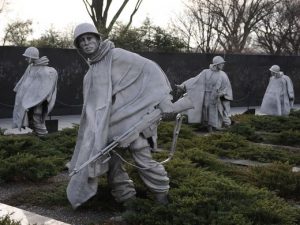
left=175, top=84, right=185, bottom=90
left=175, top=84, right=186, bottom=95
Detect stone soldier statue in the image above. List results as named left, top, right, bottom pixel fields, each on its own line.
left=176, top=56, right=233, bottom=132
left=12, top=47, right=58, bottom=136
left=67, top=23, right=193, bottom=209
left=260, top=65, right=294, bottom=116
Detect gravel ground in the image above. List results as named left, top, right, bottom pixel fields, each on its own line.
left=0, top=172, right=121, bottom=225
left=16, top=205, right=117, bottom=225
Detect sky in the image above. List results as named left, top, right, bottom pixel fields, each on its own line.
left=0, top=0, right=184, bottom=39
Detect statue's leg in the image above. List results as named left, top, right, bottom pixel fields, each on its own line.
left=107, top=152, right=136, bottom=203
left=222, top=100, right=231, bottom=127
left=208, top=102, right=222, bottom=130
left=32, top=104, right=48, bottom=136
left=27, top=108, right=34, bottom=130
left=130, top=135, right=169, bottom=204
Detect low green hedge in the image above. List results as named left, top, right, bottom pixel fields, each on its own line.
left=249, top=162, right=300, bottom=200
left=230, top=111, right=300, bottom=147
left=0, top=127, right=77, bottom=182
left=231, top=110, right=300, bottom=133
left=1, top=118, right=300, bottom=225
left=191, top=133, right=300, bottom=164
left=124, top=159, right=300, bottom=225
left=0, top=153, right=63, bottom=182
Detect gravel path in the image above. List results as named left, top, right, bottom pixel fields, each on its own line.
left=0, top=172, right=121, bottom=225
left=16, top=205, right=116, bottom=225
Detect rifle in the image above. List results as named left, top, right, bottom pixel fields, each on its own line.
left=69, top=109, right=162, bottom=176
left=69, top=93, right=193, bottom=177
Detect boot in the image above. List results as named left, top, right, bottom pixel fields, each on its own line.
left=122, top=196, right=136, bottom=214
left=109, top=196, right=136, bottom=223
left=155, top=192, right=169, bottom=205
left=207, top=125, right=213, bottom=133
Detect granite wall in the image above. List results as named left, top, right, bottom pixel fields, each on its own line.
left=0, top=46, right=299, bottom=118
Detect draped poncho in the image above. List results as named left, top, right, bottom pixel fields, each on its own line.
left=181, top=67, right=233, bottom=126
left=260, top=74, right=294, bottom=116
left=67, top=40, right=173, bottom=208
left=12, top=56, right=58, bottom=129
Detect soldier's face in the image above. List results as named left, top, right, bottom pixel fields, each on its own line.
left=25, top=57, right=33, bottom=64
left=217, top=63, right=225, bottom=70
left=78, top=34, right=100, bottom=55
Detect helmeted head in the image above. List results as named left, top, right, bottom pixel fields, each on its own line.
left=211, top=56, right=226, bottom=70
left=212, top=56, right=226, bottom=65
left=269, top=65, right=283, bottom=78
left=23, top=47, right=39, bottom=59
left=269, top=65, right=280, bottom=74
left=73, top=23, right=101, bottom=50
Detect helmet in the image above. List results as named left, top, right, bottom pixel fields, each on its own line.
left=73, top=23, right=101, bottom=48
left=269, top=65, right=280, bottom=73
left=22, top=47, right=39, bottom=59
left=212, top=56, right=226, bottom=65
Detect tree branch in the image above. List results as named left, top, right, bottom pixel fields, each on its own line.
left=125, top=0, right=143, bottom=31
left=107, top=0, right=129, bottom=32
left=103, top=0, right=112, bottom=26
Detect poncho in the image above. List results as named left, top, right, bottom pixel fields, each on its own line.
left=67, top=40, right=173, bottom=208
left=12, top=56, right=58, bottom=129
left=260, top=74, right=294, bottom=116
left=182, top=67, right=233, bottom=126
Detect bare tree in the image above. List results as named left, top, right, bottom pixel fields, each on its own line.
left=254, top=9, right=287, bottom=54
left=2, top=20, right=33, bottom=46
left=284, top=1, right=300, bottom=55
left=82, top=0, right=143, bottom=38
left=171, top=1, right=221, bottom=53
left=206, top=0, right=280, bottom=53
left=0, top=0, right=8, bottom=13
left=188, top=0, right=221, bottom=53
left=170, top=14, right=193, bottom=52
left=256, top=0, right=300, bottom=55
left=171, top=0, right=279, bottom=53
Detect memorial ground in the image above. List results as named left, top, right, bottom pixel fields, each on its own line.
left=0, top=110, right=300, bottom=225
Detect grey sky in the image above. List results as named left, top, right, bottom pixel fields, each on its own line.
left=0, top=0, right=184, bottom=38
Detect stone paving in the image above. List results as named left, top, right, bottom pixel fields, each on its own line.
left=0, top=203, right=70, bottom=225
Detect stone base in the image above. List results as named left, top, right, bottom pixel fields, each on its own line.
left=3, top=128, right=33, bottom=135
left=0, top=203, right=70, bottom=225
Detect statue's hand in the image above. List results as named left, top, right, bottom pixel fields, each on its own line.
left=175, top=84, right=185, bottom=95
left=175, top=84, right=184, bottom=90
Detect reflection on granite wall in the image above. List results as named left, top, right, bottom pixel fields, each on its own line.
left=0, top=46, right=299, bottom=118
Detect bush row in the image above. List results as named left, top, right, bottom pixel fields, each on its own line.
left=1, top=116, right=300, bottom=224
left=0, top=127, right=77, bottom=182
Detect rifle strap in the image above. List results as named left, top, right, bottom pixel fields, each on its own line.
left=112, top=113, right=184, bottom=170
